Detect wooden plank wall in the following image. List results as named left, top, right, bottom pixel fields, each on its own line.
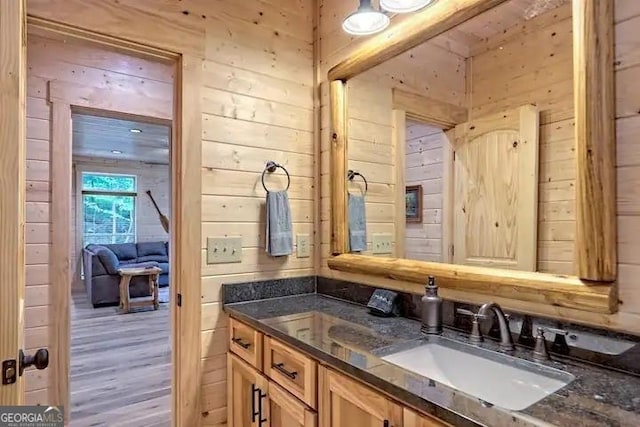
left=614, top=1, right=640, bottom=329
left=468, top=3, right=575, bottom=276
left=70, top=157, right=170, bottom=290
left=344, top=75, right=396, bottom=254
left=24, top=34, right=174, bottom=405
left=26, top=0, right=315, bottom=423
left=319, top=0, right=466, bottom=272
left=405, top=121, right=444, bottom=262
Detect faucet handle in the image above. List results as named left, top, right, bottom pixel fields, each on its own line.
left=456, top=308, right=474, bottom=316
left=456, top=308, right=488, bottom=320
left=544, top=327, right=570, bottom=354
left=533, top=327, right=550, bottom=362
left=456, top=308, right=485, bottom=344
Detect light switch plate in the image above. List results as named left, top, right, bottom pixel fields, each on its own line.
left=207, top=237, right=242, bottom=264
left=372, top=233, right=393, bottom=255
left=297, top=234, right=311, bottom=258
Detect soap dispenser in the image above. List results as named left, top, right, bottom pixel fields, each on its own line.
left=421, top=276, right=443, bottom=335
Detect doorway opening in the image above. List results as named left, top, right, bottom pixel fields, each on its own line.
left=24, top=29, right=176, bottom=425
left=71, top=112, right=172, bottom=425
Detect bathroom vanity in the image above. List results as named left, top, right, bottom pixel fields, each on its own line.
left=223, top=279, right=640, bottom=427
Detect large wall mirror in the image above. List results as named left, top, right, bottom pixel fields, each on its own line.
left=328, top=0, right=617, bottom=314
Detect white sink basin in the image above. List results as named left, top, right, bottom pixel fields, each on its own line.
left=381, top=337, right=574, bottom=411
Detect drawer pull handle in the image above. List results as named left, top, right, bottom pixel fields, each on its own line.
left=251, top=384, right=259, bottom=423
left=273, top=362, right=298, bottom=380
left=232, top=337, right=251, bottom=349
left=257, top=387, right=268, bottom=426
left=250, top=384, right=268, bottom=424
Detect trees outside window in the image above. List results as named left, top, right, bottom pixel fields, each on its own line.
left=82, top=172, right=137, bottom=245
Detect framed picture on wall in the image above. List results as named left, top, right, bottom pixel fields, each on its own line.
left=405, top=185, right=422, bottom=223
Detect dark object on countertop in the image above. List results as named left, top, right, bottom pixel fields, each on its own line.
left=367, top=289, right=400, bottom=317
left=517, top=315, right=536, bottom=346
left=421, top=276, right=443, bottom=335
left=551, top=327, right=571, bottom=355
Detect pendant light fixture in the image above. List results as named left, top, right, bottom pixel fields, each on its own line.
left=342, top=0, right=390, bottom=36
left=380, top=0, right=435, bottom=13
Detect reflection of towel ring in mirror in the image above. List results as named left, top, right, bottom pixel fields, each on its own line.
left=262, top=161, right=291, bottom=192
left=347, top=169, right=368, bottom=195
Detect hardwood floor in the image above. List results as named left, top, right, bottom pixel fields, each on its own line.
left=70, top=290, right=171, bottom=426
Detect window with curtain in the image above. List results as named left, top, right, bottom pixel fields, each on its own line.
left=82, top=172, right=137, bottom=245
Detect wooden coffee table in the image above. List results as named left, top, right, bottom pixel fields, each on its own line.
left=117, top=266, right=162, bottom=314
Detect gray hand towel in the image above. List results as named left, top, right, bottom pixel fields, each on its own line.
left=348, top=193, right=367, bottom=252
left=266, top=191, right=293, bottom=256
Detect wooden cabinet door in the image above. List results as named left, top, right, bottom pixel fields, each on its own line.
left=319, top=366, right=403, bottom=427
left=403, top=408, right=449, bottom=427
left=452, top=104, right=539, bottom=271
left=228, top=353, right=269, bottom=427
left=268, top=380, right=317, bottom=427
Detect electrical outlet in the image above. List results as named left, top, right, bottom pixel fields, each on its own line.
left=297, top=234, right=311, bottom=258
left=372, top=233, right=393, bottom=254
left=207, top=237, right=242, bottom=264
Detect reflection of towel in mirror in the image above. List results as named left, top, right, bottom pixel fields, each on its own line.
left=348, top=193, right=367, bottom=252
left=266, top=191, right=293, bottom=256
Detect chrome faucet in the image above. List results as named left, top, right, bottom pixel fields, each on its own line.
left=478, top=302, right=515, bottom=353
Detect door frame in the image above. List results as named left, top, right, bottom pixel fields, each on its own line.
left=392, top=90, right=468, bottom=264
left=26, top=19, right=202, bottom=426
left=0, top=0, right=27, bottom=406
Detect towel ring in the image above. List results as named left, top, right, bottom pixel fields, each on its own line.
left=262, top=161, right=291, bottom=192
left=347, top=169, right=368, bottom=195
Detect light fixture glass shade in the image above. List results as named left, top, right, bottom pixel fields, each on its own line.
left=343, top=0, right=390, bottom=35
left=380, top=0, right=435, bottom=13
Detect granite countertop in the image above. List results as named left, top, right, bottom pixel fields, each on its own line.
left=225, top=293, right=640, bottom=427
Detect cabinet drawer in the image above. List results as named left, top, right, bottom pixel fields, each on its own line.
left=404, top=408, right=451, bottom=427
left=229, top=318, right=263, bottom=369
left=264, top=336, right=317, bottom=409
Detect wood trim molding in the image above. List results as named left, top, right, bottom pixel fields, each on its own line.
left=328, top=0, right=617, bottom=314
left=49, top=102, right=72, bottom=407
left=441, top=129, right=455, bottom=264
left=327, top=0, right=508, bottom=81
left=393, top=89, right=468, bottom=129
left=26, top=16, right=180, bottom=62
left=328, top=254, right=616, bottom=314
left=330, top=80, right=348, bottom=254
left=573, top=0, right=616, bottom=281
left=392, top=110, right=406, bottom=258
left=0, top=0, right=26, bottom=405
left=171, top=53, right=202, bottom=427
left=31, top=21, right=202, bottom=425
left=48, top=80, right=172, bottom=121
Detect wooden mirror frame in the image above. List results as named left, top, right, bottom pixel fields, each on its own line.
left=328, top=0, right=617, bottom=314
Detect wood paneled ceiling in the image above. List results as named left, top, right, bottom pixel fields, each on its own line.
left=384, top=0, right=571, bottom=58
left=72, top=113, right=170, bottom=164
left=451, top=0, right=570, bottom=47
